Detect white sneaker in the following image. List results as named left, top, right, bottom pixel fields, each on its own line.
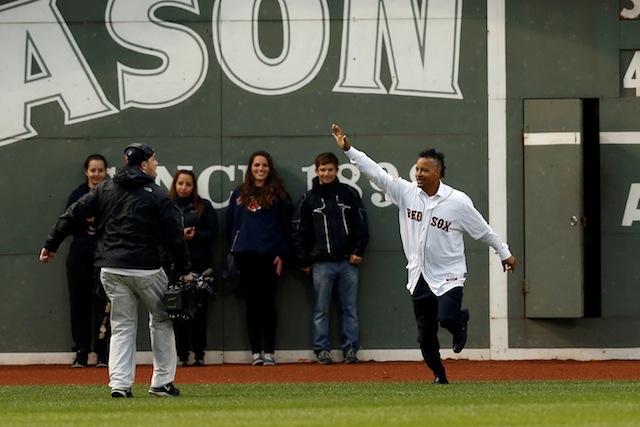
left=263, top=354, right=276, bottom=366
left=252, top=353, right=264, bottom=366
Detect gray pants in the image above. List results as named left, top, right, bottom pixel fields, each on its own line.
left=100, top=269, right=176, bottom=390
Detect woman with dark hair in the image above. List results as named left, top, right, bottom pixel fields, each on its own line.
left=226, top=151, right=293, bottom=366
left=169, top=170, right=218, bottom=366
left=65, top=154, right=110, bottom=368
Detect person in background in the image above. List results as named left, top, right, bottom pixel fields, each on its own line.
left=331, top=124, right=516, bottom=384
left=64, top=154, right=111, bottom=368
left=169, top=170, right=218, bottom=367
left=292, top=152, right=369, bottom=365
left=226, top=151, right=293, bottom=366
left=40, top=142, right=192, bottom=398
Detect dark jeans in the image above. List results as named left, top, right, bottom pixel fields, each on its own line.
left=174, top=299, right=208, bottom=361
left=173, top=259, right=210, bottom=361
left=411, top=275, right=465, bottom=376
left=66, top=252, right=110, bottom=357
left=235, top=253, right=279, bottom=354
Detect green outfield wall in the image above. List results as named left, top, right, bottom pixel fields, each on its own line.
left=1, top=0, right=640, bottom=364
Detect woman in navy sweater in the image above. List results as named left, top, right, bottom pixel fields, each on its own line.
left=226, top=151, right=293, bottom=366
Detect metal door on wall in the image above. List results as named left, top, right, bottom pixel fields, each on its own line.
left=523, top=99, right=584, bottom=318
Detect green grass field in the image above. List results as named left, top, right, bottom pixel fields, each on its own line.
left=1, top=381, right=639, bottom=426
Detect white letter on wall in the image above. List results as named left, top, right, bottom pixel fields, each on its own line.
left=198, top=165, right=236, bottom=209
left=213, top=0, right=329, bottom=95
left=622, top=183, right=640, bottom=226
left=334, top=0, right=463, bottom=99
left=106, top=0, right=208, bottom=109
left=0, top=0, right=117, bottom=147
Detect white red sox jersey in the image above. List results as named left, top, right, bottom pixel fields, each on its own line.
left=345, top=146, right=512, bottom=297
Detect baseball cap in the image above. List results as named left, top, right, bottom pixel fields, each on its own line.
left=124, top=142, right=155, bottom=166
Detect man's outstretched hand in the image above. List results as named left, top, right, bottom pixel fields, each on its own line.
left=331, top=123, right=351, bottom=151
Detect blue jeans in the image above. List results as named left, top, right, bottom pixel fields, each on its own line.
left=312, top=261, right=359, bottom=352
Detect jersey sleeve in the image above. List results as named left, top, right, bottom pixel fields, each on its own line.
left=345, top=146, right=412, bottom=208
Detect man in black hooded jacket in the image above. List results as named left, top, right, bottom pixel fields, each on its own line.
left=40, top=142, right=192, bottom=398
left=292, top=152, right=369, bottom=365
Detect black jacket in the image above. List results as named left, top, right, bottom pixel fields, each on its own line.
left=292, top=177, right=369, bottom=268
left=45, top=166, right=191, bottom=275
left=176, top=196, right=217, bottom=271
left=65, top=182, right=98, bottom=261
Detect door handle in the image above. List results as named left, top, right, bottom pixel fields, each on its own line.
left=569, top=216, right=579, bottom=226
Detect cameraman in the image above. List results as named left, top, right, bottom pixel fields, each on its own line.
left=40, top=143, right=192, bottom=398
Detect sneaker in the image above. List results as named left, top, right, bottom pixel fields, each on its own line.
left=343, top=347, right=358, bottom=364
left=111, top=389, right=133, bottom=398
left=179, top=359, right=190, bottom=367
left=96, top=358, right=108, bottom=368
left=452, top=309, right=470, bottom=354
left=72, top=350, right=88, bottom=368
left=317, top=349, right=332, bottom=365
left=432, top=368, right=449, bottom=384
left=149, top=383, right=180, bottom=397
left=433, top=374, right=449, bottom=384
left=192, top=359, right=204, bottom=367
left=252, top=353, right=264, bottom=366
left=263, top=354, right=276, bottom=366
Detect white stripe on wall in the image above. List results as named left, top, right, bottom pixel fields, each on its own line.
left=524, top=131, right=640, bottom=146
left=4, top=348, right=640, bottom=365
left=600, top=131, right=640, bottom=144
left=487, top=0, right=510, bottom=359
left=524, top=132, right=581, bottom=146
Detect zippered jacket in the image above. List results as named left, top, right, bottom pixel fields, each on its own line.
left=44, top=166, right=191, bottom=275
left=292, top=177, right=369, bottom=268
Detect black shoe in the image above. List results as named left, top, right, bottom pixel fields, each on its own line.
left=433, top=368, right=449, bottom=384
left=343, top=347, right=358, bottom=364
left=111, top=389, right=133, bottom=398
left=179, top=359, right=189, bottom=367
left=192, top=359, right=204, bottom=367
left=72, top=350, right=88, bottom=368
left=452, top=309, right=470, bottom=354
left=149, top=383, right=180, bottom=397
left=316, top=349, right=332, bottom=365
left=96, top=354, right=108, bottom=368
left=433, top=375, right=449, bottom=384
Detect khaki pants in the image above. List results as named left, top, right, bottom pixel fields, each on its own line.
left=100, top=269, right=176, bottom=390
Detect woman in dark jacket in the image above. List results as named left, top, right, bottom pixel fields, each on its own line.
left=169, top=170, right=218, bottom=366
left=226, top=151, right=293, bottom=366
left=65, top=154, right=110, bottom=368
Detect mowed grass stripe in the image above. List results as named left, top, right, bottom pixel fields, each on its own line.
left=1, top=381, right=639, bottom=426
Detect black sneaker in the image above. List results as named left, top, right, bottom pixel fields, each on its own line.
left=96, top=355, right=108, bottom=368
left=149, top=383, right=180, bottom=397
left=452, top=309, right=470, bottom=354
left=72, top=350, right=88, bottom=368
left=343, top=347, right=358, bottom=364
left=192, top=359, right=204, bottom=367
left=433, top=368, right=449, bottom=384
left=252, top=353, right=264, bottom=366
left=433, top=375, right=449, bottom=384
left=111, top=389, right=133, bottom=398
left=316, top=349, right=332, bottom=365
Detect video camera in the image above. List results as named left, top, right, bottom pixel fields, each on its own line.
left=164, top=268, right=216, bottom=320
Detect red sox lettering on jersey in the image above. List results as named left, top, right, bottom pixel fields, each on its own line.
left=406, top=209, right=423, bottom=222
left=431, top=217, right=451, bottom=232
left=406, top=209, right=452, bottom=232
